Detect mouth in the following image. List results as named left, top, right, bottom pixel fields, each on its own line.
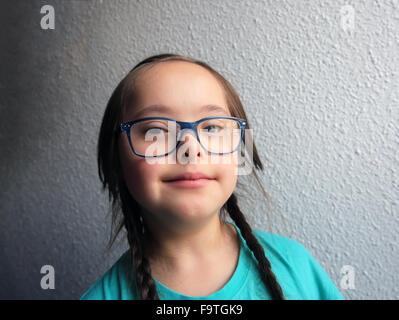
left=162, top=172, right=215, bottom=188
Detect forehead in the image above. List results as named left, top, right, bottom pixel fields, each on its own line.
left=127, top=61, right=230, bottom=119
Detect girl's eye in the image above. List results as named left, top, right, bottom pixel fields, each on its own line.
left=138, top=121, right=169, bottom=135
left=145, top=127, right=167, bottom=135
left=204, top=125, right=222, bottom=133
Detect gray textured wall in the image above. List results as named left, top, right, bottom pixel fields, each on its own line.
left=0, top=0, right=398, bottom=300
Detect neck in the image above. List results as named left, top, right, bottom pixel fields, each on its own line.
left=142, top=213, right=233, bottom=270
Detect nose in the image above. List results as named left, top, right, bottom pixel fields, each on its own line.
left=176, top=129, right=201, bottom=163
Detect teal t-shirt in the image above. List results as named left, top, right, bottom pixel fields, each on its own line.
left=80, top=221, right=344, bottom=300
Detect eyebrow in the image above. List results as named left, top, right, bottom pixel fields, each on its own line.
left=132, top=104, right=229, bottom=118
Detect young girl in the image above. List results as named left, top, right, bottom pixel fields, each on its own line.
left=80, top=53, right=344, bottom=300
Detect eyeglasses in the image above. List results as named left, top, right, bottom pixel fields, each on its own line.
left=120, top=116, right=247, bottom=158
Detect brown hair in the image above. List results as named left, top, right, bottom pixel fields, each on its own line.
left=97, top=53, right=285, bottom=299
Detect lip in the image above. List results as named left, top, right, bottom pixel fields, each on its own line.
left=163, top=172, right=215, bottom=188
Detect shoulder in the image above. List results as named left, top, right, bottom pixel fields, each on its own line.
left=80, top=250, right=136, bottom=300
left=250, top=228, right=344, bottom=300
left=250, top=228, right=313, bottom=272
left=252, top=228, right=310, bottom=261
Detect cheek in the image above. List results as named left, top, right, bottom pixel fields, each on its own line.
left=119, top=137, right=162, bottom=203
left=123, top=160, right=158, bottom=193
left=214, top=153, right=238, bottom=190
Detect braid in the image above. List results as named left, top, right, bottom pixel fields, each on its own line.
left=225, top=193, right=285, bottom=300
left=120, top=184, right=160, bottom=300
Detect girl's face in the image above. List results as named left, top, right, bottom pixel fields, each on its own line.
left=118, top=61, right=238, bottom=233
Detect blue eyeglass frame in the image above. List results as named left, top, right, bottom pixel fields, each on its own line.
left=120, top=116, right=247, bottom=158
